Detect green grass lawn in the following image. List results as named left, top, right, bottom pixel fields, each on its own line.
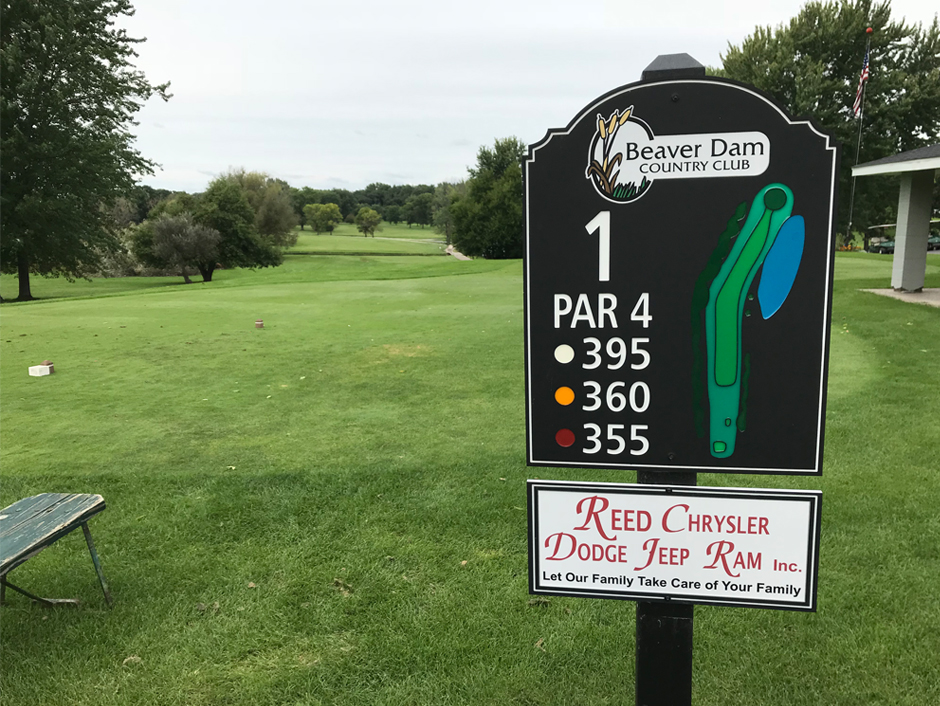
left=1, top=252, right=938, bottom=705
left=832, top=249, right=940, bottom=282
left=0, top=253, right=496, bottom=304
left=288, top=232, right=445, bottom=255
left=296, top=222, right=443, bottom=241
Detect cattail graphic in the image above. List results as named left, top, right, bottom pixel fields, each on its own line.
left=586, top=106, right=633, bottom=196
left=586, top=105, right=649, bottom=202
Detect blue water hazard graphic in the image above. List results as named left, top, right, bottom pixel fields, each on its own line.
left=758, top=215, right=804, bottom=320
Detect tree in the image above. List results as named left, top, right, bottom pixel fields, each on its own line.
left=303, top=203, right=343, bottom=234
left=149, top=192, right=200, bottom=220
left=131, top=184, right=174, bottom=223
left=148, top=214, right=220, bottom=284
left=402, top=199, right=416, bottom=227
left=316, top=188, right=357, bottom=218
left=193, top=177, right=282, bottom=281
left=291, top=186, right=320, bottom=229
left=719, top=0, right=940, bottom=236
left=111, top=197, right=139, bottom=230
left=355, top=207, right=383, bottom=237
left=358, top=182, right=392, bottom=208
left=303, top=204, right=322, bottom=233
left=432, top=181, right=467, bottom=244
left=0, top=0, right=170, bottom=300
left=403, top=192, right=434, bottom=227
left=384, top=204, right=402, bottom=224
left=253, top=183, right=298, bottom=246
left=451, top=137, right=526, bottom=259
left=222, top=169, right=297, bottom=246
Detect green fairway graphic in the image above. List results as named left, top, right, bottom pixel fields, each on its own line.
left=696, top=184, right=804, bottom=458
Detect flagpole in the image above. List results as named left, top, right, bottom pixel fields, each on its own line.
left=846, top=27, right=873, bottom=247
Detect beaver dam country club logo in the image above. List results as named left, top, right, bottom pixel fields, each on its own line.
left=586, top=106, right=772, bottom=204
left=586, top=106, right=651, bottom=202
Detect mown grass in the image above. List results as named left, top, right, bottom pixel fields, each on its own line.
left=287, top=233, right=445, bottom=255
left=296, top=222, right=441, bottom=241
left=0, top=254, right=497, bottom=304
left=1, top=252, right=938, bottom=705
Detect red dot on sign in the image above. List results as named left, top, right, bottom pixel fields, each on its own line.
left=555, top=428, right=575, bottom=447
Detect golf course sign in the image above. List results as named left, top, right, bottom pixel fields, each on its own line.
left=524, top=78, right=840, bottom=475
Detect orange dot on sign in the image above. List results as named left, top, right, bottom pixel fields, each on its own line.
left=554, top=387, right=575, bottom=406
left=555, top=428, right=575, bottom=447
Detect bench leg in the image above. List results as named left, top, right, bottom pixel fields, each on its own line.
left=81, top=522, right=113, bottom=608
left=0, top=577, right=80, bottom=606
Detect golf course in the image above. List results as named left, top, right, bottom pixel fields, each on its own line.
left=1, top=247, right=938, bottom=705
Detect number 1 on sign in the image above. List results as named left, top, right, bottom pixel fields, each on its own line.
left=585, top=211, right=610, bottom=282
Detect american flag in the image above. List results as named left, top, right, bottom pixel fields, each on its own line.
left=852, top=49, right=870, bottom=117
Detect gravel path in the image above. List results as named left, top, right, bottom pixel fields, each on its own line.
left=445, top=245, right=471, bottom=261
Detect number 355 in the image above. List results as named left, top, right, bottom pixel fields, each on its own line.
left=583, top=424, right=649, bottom=455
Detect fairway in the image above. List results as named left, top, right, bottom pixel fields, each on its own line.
left=0, top=253, right=497, bottom=303
left=1, top=253, right=939, bottom=705
left=288, top=232, right=445, bottom=256
left=292, top=222, right=444, bottom=242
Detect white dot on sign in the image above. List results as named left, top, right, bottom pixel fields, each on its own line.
left=554, top=344, right=575, bottom=364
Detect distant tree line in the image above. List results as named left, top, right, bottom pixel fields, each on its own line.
left=291, top=183, right=440, bottom=229
left=87, top=151, right=524, bottom=286
left=87, top=160, right=524, bottom=287
left=291, top=138, right=525, bottom=258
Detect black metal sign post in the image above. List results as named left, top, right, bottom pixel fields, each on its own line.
left=636, top=56, right=701, bottom=706
left=635, top=470, right=695, bottom=706
left=523, top=52, right=838, bottom=706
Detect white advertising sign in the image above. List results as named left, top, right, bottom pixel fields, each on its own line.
left=528, top=480, right=821, bottom=610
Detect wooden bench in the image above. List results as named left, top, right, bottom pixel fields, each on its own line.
left=0, top=493, right=113, bottom=607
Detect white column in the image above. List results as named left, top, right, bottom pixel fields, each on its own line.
left=891, top=169, right=935, bottom=292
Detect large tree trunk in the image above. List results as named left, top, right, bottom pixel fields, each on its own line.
left=17, top=250, right=33, bottom=301
left=181, top=267, right=192, bottom=284
left=198, top=263, right=215, bottom=282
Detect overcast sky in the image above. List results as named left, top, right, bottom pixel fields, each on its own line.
left=122, top=0, right=939, bottom=193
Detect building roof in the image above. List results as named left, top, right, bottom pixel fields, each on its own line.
left=852, top=144, right=940, bottom=177
left=868, top=219, right=940, bottom=230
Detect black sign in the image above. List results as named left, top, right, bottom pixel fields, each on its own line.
left=524, top=78, right=839, bottom=475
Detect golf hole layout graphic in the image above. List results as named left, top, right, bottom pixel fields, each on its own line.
left=693, top=184, right=805, bottom=458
